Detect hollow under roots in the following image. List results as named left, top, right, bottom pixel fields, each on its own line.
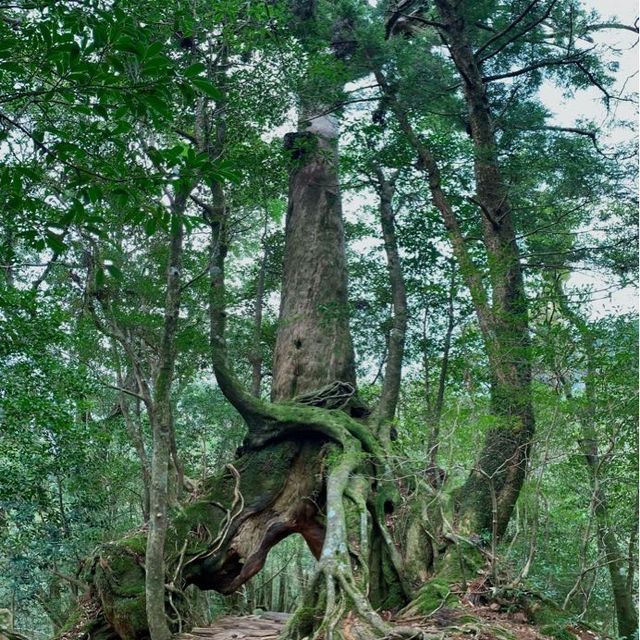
left=64, top=396, right=434, bottom=640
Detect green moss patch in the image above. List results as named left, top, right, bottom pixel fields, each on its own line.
left=410, top=578, right=458, bottom=616
left=540, top=624, right=576, bottom=640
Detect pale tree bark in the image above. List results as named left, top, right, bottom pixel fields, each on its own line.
left=111, top=344, right=151, bottom=520
left=146, top=197, right=186, bottom=640
left=82, top=193, right=190, bottom=640
left=369, top=167, right=408, bottom=447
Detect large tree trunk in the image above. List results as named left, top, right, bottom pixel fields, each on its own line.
left=433, top=0, right=535, bottom=539
left=266, top=105, right=405, bottom=638
left=371, top=0, right=535, bottom=540
left=272, top=112, right=356, bottom=402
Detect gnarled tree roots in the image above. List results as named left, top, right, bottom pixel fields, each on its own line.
left=67, top=396, right=419, bottom=640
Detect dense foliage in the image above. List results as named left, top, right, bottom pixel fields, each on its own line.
left=0, top=1, right=637, bottom=639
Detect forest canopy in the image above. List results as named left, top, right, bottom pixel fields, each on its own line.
left=0, top=1, right=637, bottom=640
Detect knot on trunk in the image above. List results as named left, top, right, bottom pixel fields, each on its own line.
left=283, top=131, right=317, bottom=164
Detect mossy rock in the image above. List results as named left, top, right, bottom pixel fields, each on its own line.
left=94, top=546, right=145, bottom=599
left=112, top=596, right=148, bottom=634
left=93, top=545, right=149, bottom=640
left=120, top=532, right=147, bottom=556
left=527, top=597, right=574, bottom=626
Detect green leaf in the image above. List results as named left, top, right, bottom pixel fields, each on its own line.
left=267, top=198, right=285, bottom=223
left=144, top=217, right=157, bottom=236
left=212, top=161, right=241, bottom=184
left=1, top=62, right=25, bottom=74
left=145, top=42, right=163, bottom=58
left=191, top=77, right=222, bottom=100
left=88, top=185, right=102, bottom=203
left=45, top=231, right=67, bottom=254
left=183, top=62, right=207, bottom=78
left=111, top=120, right=133, bottom=135
left=143, top=56, right=171, bottom=74
left=114, top=36, right=144, bottom=57
left=95, top=266, right=105, bottom=288
left=143, top=94, right=171, bottom=118
left=104, top=264, right=123, bottom=280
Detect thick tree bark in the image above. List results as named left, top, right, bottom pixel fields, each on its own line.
left=433, top=0, right=535, bottom=538
left=371, top=0, right=535, bottom=538
left=272, top=112, right=356, bottom=402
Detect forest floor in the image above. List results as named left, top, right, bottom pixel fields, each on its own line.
left=177, top=609, right=602, bottom=640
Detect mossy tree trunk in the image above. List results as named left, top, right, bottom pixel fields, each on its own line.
left=145, top=201, right=186, bottom=640
left=371, top=0, right=536, bottom=542
left=433, top=0, right=535, bottom=539
left=272, top=112, right=356, bottom=403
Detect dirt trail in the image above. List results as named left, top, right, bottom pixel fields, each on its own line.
left=178, top=613, right=290, bottom=640
left=177, top=607, right=593, bottom=640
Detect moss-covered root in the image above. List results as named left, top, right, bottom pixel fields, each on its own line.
left=284, top=564, right=424, bottom=640
left=283, top=442, right=390, bottom=640
left=91, top=543, right=150, bottom=640
left=526, top=593, right=589, bottom=639
left=399, top=539, right=486, bottom=618
left=283, top=443, right=423, bottom=640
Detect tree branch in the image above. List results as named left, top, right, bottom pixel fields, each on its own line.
left=584, top=20, right=639, bottom=35
left=477, top=0, right=558, bottom=63
left=475, top=0, right=543, bottom=59
left=482, top=53, right=585, bottom=82
left=102, top=382, right=147, bottom=402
